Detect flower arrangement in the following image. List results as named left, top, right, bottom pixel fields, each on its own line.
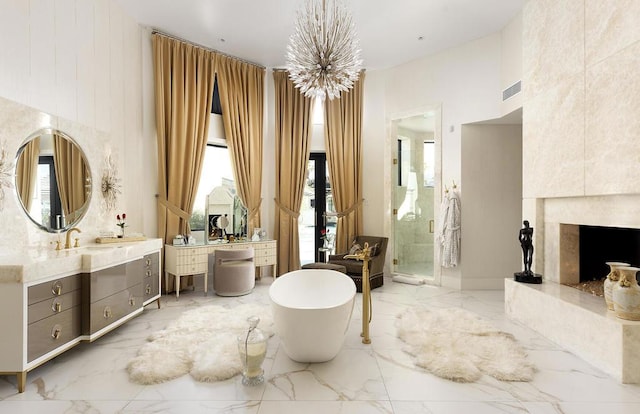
left=321, top=228, right=334, bottom=249
left=116, top=213, right=127, bottom=237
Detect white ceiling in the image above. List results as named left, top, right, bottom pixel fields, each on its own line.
left=116, top=0, right=525, bottom=70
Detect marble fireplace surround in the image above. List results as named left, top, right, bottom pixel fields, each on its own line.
left=506, top=195, right=640, bottom=384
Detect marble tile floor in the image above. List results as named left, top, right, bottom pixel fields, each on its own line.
left=2, top=276, right=640, bottom=414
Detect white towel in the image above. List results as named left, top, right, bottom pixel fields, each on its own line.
left=441, top=189, right=461, bottom=268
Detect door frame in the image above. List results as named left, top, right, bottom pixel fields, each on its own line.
left=386, top=105, right=443, bottom=285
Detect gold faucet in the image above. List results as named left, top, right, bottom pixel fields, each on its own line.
left=65, top=227, right=82, bottom=249
left=344, top=242, right=373, bottom=345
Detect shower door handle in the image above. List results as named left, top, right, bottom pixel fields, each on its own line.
left=429, top=220, right=434, bottom=233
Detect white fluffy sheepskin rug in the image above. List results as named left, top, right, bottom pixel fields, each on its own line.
left=127, top=303, right=274, bottom=385
left=396, top=307, right=536, bottom=383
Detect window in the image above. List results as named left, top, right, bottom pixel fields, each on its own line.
left=189, top=144, right=234, bottom=231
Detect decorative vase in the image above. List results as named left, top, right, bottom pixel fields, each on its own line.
left=118, top=226, right=125, bottom=238
left=604, top=262, right=629, bottom=311
left=237, top=316, right=267, bottom=386
left=612, top=266, right=640, bottom=321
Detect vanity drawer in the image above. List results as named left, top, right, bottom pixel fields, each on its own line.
left=255, top=255, right=276, bottom=267
left=143, top=276, right=160, bottom=302
left=28, top=274, right=82, bottom=305
left=88, top=263, right=128, bottom=302
left=87, top=284, right=143, bottom=334
left=27, top=306, right=81, bottom=362
left=28, top=289, right=82, bottom=325
left=144, top=252, right=160, bottom=275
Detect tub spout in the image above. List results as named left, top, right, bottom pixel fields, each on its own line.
left=343, top=242, right=373, bottom=345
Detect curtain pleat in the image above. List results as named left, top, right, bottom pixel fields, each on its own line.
left=53, top=133, right=88, bottom=225
left=216, top=55, right=265, bottom=233
left=324, top=72, right=365, bottom=253
left=16, top=137, right=40, bottom=212
left=152, top=33, right=216, bottom=292
left=273, top=70, right=313, bottom=274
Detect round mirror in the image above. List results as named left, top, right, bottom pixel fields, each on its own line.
left=14, top=128, right=92, bottom=233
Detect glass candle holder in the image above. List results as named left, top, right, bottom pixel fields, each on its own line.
left=237, top=316, right=267, bottom=386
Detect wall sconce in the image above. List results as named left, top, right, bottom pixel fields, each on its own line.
left=0, top=142, right=14, bottom=212
left=101, top=153, right=121, bottom=212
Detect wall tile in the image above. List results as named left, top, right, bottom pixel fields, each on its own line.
left=77, top=0, right=96, bottom=129
left=585, top=41, right=640, bottom=195
left=0, top=0, right=29, bottom=104
left=522, top=74, right=585, bottom=198
left=94, top=0, right=111, bottom=133
left=54, top=0, right=78, bottom=122
left=28, top=0, right=56, bottom=114
left=109, top=0, right=124, bottom=138
left=585, top=0, right=640, bottom=66
left=522, top=0, right=584, bottom=102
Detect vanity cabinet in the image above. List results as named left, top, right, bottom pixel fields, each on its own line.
left=164, top=239, right=278, bottom=297
left=27, top=274, right=83, bottom=363
left=83, top=259, right=144, bottom=338
left=0, top=238, right=163, bottom=393
left=142, top=252, right=161, bottom=306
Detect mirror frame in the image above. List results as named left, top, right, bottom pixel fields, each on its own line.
left=14, top=128, right=92, bottom=233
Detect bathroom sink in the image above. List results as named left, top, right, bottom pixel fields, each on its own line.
left=83, top=246, right=115, bottom=251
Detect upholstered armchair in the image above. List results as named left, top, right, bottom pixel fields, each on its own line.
left=328, top=235, right=388, bottom=292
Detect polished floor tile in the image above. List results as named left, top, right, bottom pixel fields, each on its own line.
left=1, top=276, right=639, bottom=413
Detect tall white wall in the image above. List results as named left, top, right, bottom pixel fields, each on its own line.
left=364, top=34, right=505, bottom=288
left=0, top=0, right=147, bottom=250
left=461, top=124, right=522, bottom=289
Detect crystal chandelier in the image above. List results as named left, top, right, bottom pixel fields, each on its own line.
left=286, top=0, right=362, bottom=100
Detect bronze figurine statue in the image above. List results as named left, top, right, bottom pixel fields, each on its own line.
left=514, top=220, right=542, bottom=284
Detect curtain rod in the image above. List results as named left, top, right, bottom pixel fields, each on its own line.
left=151, top=29, right=266, bottom=70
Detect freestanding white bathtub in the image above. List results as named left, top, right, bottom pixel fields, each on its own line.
left=269, top=269, right=356, bottom=362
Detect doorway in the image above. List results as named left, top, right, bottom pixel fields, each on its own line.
left=390, top=108, right=441, bottom=281
left=299, top=153, right=334, bottom=264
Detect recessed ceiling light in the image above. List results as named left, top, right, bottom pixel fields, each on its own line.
left=418, top=36, right=424, bottom=41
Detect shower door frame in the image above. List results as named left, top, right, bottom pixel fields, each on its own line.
left=386, top=105, right=443, bottom=285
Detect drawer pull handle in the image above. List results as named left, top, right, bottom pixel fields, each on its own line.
left=52, top=300, right=62, bottom=313
left=51, top=281, right=63, bottom=296
left=145, top=258, right=151, bottom=266
left=146, top=270, right=152, bottom=277
left=129, top=296, right=136, bottom=307
left=51, top=324, right=62, bottom=340
left=103, top=306, right=112, bottom=319
left=145, top=284, right=152, bottom=294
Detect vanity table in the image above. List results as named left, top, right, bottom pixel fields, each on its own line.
left=0, top=238, right=162, bottom=393
left=164, top=239, right=277, bottom=298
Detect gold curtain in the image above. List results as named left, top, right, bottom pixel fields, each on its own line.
left=273, top=70, right=313, bottom=274
left=16, top=137, right=40, bottom=212
left=152, top=34, right=216, bottom=291
left=216, top=55, right=265, bottom=233
left=324, top=72, right=365, bottom=253
left=53, top=134, right=88, bottom=224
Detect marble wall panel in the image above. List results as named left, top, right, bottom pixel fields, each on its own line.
left=522, top=0, right=584, bottom=101
left=543, top=221, right=560, bottom=283
left=585, top=42, right=640, bottom=195
left=585, top=0, right=640, bottom=66
left=522, top=74, right=585, bottom=198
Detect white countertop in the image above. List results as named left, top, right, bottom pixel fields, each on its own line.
left=0, top=238, right=163, bottom=284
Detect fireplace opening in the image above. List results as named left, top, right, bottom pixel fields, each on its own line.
left=579, top=225, right=640, bottom=283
